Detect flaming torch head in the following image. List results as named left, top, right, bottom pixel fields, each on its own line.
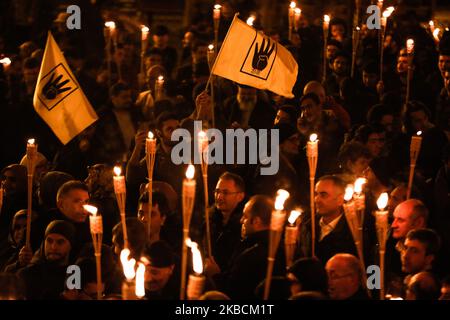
left=135, top=262, right=146, bottom=298
left=344, top=185, right=354, bottom=202
left=377, top=192, right=389, bottom=210
left=114, top=166, right=122, bottom=176
left=186, top=238, right=203, bottom=274
left=275, top=189, right=290, bottom=211
left=120, top=249, right=136, bottom=281
left=407, top=39, right=414, bottom=54
left=186, top=165, right=195, bottom=180
left=433, top=28, right=440, bottom=41
left=354, top=178, right=367, bottom=194
left=309, top=133, right=318, bottom=142
left=105, top=21, right=116, bottom=29
left=246, top=15, right=255, bottom=26
left=288, top=210, right=302, bottom=225
left=83, top=204, right=98, bottom=216
left=148, top=131, right=154, bottom=139
left=290, top=2, right=296, bottom=9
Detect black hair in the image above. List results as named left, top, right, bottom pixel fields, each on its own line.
left=109, top=82, right=131, bottom=97
left=156, top=111, right=178, bottom=132
left=366, top=104, right=394, bottom=125
left=218, top=172, right=245, bottom=193
left=299, top=92, right=320, bottom=106
left=246, top=195, right=274, bottom=227
left=138, top=191, right=170, bottom=217
left=57, top=180, right=89, bottom=202
left=406, top=228, right=441, bottom=257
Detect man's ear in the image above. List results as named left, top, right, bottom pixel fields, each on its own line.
left=57, top=198, right=64, bottom=211
left=237, top=192, right=245, bottom=203
left=424, top=254, right=435, bottom=269
left=156, top=129, right=163, bottom=139
left=413, top=216, right=425, bottom=229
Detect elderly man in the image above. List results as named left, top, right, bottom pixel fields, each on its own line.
left=325, top=253, right=369, bottom=300
left=385, top=199, right=428, bottom=281
left=17, top=220, right=75, bottom=299
left=299, top=175, right=357, bottom=266
left=405, top=271, right=441, bottom=300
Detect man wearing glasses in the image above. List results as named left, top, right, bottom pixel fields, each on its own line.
left=325, top=253, right=369, bottom=300
left=208, top=172, right=245, bottom=272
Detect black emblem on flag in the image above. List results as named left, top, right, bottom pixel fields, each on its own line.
left=240, top=31, right=277, bottom=80
left=252, top=38, right=275, bottom=72
left=37, top=63, right=79, bottom=111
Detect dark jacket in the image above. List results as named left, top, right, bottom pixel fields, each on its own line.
left=299, top=213, right=358, bottom=266
left=216, top=230, right=286, bottom=300
left=17, top=248, right=69, bottom=300
left=209, top=204, right=244, bottom=272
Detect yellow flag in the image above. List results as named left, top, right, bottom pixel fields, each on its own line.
left=211, top=16, right=298, bottom=98
left=33, top=32, right=98, bottom=145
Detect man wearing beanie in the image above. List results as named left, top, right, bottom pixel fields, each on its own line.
left=17, top=220, right=75, bottom=299
left=142, top=240, right=179, bottom=300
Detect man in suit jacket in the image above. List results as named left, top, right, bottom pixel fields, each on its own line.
left=299, top=175, right=357, bottom=265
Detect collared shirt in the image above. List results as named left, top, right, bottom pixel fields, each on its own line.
left=319, top=214, right=342, bottom=241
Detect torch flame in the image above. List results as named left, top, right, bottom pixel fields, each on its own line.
left=407, top=39, right=414, bottom=53
left=214, top=4, right=221, bottom=10
left=141, top=25, right=149, bottom=33
left=158, top=75, right=164, bottom=81
left=120, top=249, right=136, bottom=280
left=135, top=262, right=146, bottom=298
left=417, top=131, right=422, bottom=136
left=288, top=210, right=302, bottom=225
left=275, top=189, right=290, bottom=211
left=27, top=138, right=35, bottom=145
left=324, top=15, right=330, bottom=23
left=429, top=20, right=434, bottom=27
left=198, top=131, right=207, bottom=139
left=114, top=166, right=122, bottom=176
left=295, top=8, right=301, bottom=15
left=105, top=21, right=116, bottom=29
left=246, top=16, right=255, bottom=26
left=377, top=192, right=389, bottom=210
left=433, top=28, right=440, bottom=40
left=186, top=164, right=195, bottom=179
left=356, top=26, right=360, bottom=31
left=208, top=44, right=214, bottom=51
left=309, top=133, right=318, bottom=142
left=354, top=178, right=367, bottom=194
left=0, top=57, right=11, bottom=65
left=383, top=7, right=394, bottom=18
left=148, top=131, right=154, bottom=139
left=186, top=238, right=203, bottom=274
left=290, top=2, right=296, bottom=9
left=83, top=204, right=98, bottom=216
left=344, top=185, right=354, bottom=201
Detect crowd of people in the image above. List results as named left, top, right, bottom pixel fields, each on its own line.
left=0, top=1, right=449, bottom=300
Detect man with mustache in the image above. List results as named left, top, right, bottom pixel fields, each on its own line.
left=17, top=220, right=75, bottom=299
